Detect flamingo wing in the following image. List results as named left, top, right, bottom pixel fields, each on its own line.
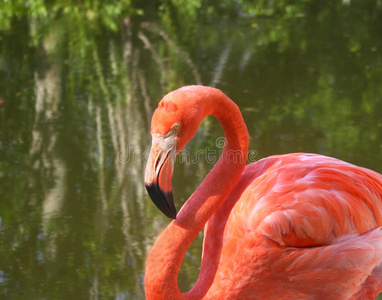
left=202, top=153, right=382, bottom=299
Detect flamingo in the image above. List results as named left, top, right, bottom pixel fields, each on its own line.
left=144, top=85, right=382, bottom=299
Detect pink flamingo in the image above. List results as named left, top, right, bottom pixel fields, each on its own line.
left=144, top=85, right=382, bottom=299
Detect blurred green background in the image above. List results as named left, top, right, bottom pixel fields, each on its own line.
left=1, top=0, right=382, bottom=299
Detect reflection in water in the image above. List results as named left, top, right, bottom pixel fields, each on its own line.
left=32, top=25, right=66, bottom=264
left=0, top=1, right=382, bottom=299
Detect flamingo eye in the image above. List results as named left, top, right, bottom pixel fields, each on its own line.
left=172, top=123, right=181, bottom=132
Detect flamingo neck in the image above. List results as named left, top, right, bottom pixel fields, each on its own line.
left=145, top=89, right=249, bottom=299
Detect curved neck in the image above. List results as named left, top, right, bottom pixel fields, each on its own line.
left=145, top=89, right=249, bottom=299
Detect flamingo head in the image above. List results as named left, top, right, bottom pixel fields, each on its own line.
left=144, top=86, right=210, bottom=219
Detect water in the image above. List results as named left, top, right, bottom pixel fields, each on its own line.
left=1, top=1, right=382, bottom=298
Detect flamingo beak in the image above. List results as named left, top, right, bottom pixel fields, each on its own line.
left=144, top=134, right=177, bottom=219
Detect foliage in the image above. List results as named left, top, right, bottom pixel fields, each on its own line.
left=0, top=0, right=143, bottom=32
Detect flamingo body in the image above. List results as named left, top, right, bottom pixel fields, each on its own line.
left=202, top=153, right=382, bottom=299
left=144, top=86, right=382, bottom=299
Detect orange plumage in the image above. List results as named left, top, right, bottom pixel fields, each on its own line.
left=144, top=86, right=382, bottom=299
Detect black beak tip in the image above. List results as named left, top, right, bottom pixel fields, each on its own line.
left=145, top=184, right=177, bottom=219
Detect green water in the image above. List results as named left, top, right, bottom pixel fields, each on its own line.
left=1, top=1, right=382, bottom=299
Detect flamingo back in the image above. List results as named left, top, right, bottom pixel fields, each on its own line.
left=201, top=153, right=382, bottom=299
